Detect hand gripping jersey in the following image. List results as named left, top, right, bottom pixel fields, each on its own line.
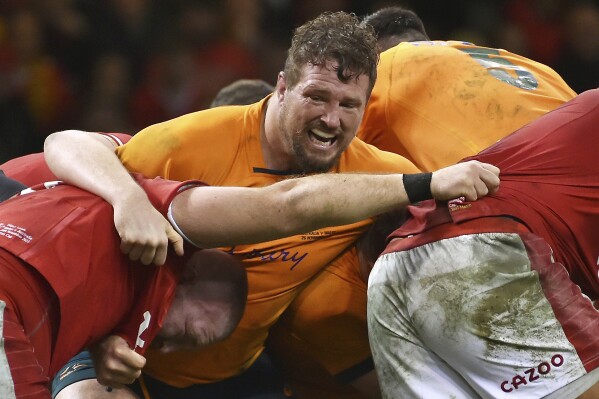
left=358, top=41, right=576, bottom=171
left=394, top=89, right=599, bottom=300
left=388, top=86, right=599, bottom=344
left=373, top=89, right=599, bottom=398
left=0, top=174, right=199, bottom=377
left=115, top=97, right=420, bottom=385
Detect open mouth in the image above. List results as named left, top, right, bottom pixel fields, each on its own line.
left=309, top=128, right=337, bottom=147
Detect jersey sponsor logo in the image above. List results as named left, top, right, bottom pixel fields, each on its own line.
left=500, top=354, right=564, bottom=393
left=225, top=246, right=308, bottom=270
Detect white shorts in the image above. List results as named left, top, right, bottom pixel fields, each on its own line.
left=368, top=231, right=599, bottom=399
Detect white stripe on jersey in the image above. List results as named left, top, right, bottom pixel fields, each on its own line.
left=102, top=133, right=125, bottom=147
left=19, top=181, right=64, bottom=196
left=167, top=184, right=203, bottom=248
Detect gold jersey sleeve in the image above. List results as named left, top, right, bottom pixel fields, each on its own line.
left=115, top=96, right=420, bottom=386
left=358, top=41, right=576, bottom=171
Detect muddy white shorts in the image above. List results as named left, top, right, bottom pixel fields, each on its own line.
left=368, top=231, right=599, bottom=399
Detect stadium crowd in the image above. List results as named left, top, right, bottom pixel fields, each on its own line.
left=0, top=0, right=598, bottom=162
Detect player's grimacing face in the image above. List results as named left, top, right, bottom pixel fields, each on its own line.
left=277, top=60, right=370, bottom=173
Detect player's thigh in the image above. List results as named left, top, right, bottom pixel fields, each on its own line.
left=55, top=380, right=139, bottom=399
left=368, top=258, right=478, bottom=399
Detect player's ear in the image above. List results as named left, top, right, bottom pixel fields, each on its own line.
left=275, top=72, right=287, bottom=101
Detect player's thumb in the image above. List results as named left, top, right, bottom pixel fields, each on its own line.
left=167, top=225, right=185, bottom=256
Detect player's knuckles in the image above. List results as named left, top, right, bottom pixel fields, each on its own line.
left=111, top=371, right=137, bottom=385
left=139, top=251, right=155, bottom=265
left=149, top=237, right=167, bottom=249
left=128, top=246, right=144, bottom=260
left=123, top=376, right=137, bottom=385
left=104, top=358, right=123, bottom=372
left=140, top=258, right=153, bottom=266
left=134, top=235, right=162, bottom=249
left=480, top=185, right=490, bottom=198
left=153, top=253, right=167, bottom=266
left=128, top=253, right=142, bottom=262
left=113, top=345, right=133, bottom=359
left=465, top=162, right=481, bottom=176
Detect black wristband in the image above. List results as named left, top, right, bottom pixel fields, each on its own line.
left=402, top=172, right=433, bottom=203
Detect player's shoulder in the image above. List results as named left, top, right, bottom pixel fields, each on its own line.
left=388, top=40, right=462, bottom=53
left=162, top=104, right=250, bottom=132
left=129, top=102, right=261, bottom=152
left=380, top=41, right=468, bottom=74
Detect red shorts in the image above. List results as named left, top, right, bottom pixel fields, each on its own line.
left=0, top=249, right=58, bottom=398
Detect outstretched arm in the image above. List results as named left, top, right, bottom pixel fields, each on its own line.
left=174, top=160, right=500, bottom=248
left=63, top=160, right=498, bottom=392
left=44, top=130, right=183, bottom=265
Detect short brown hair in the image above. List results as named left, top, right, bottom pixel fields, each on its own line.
left=284, top=11, right=379, bottom=95
left=361, top=6, right=429, bottom=53
left=210, top=79, right=274, bottom=108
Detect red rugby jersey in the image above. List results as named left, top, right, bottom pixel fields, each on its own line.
left=0, top=173, right=201, bottom=375
left=389, top=89, right=599, bottom=299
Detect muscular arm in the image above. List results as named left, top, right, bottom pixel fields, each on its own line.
left=174, top=161, right=500, bottom=248
left=44, top=130, right=498, bottom=260
left=44, top=130, right=184, bottom=265
left=44, top=130, right=138, bottom=205
left=63, top=160, right=498, bottom=394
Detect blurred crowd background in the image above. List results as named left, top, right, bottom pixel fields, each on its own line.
left=1, top=0, right=598, bottom=162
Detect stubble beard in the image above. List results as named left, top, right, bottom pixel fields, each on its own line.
left=291, top=136, right=338, bottom=174
left=279, top=103, right=341, bottom=174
